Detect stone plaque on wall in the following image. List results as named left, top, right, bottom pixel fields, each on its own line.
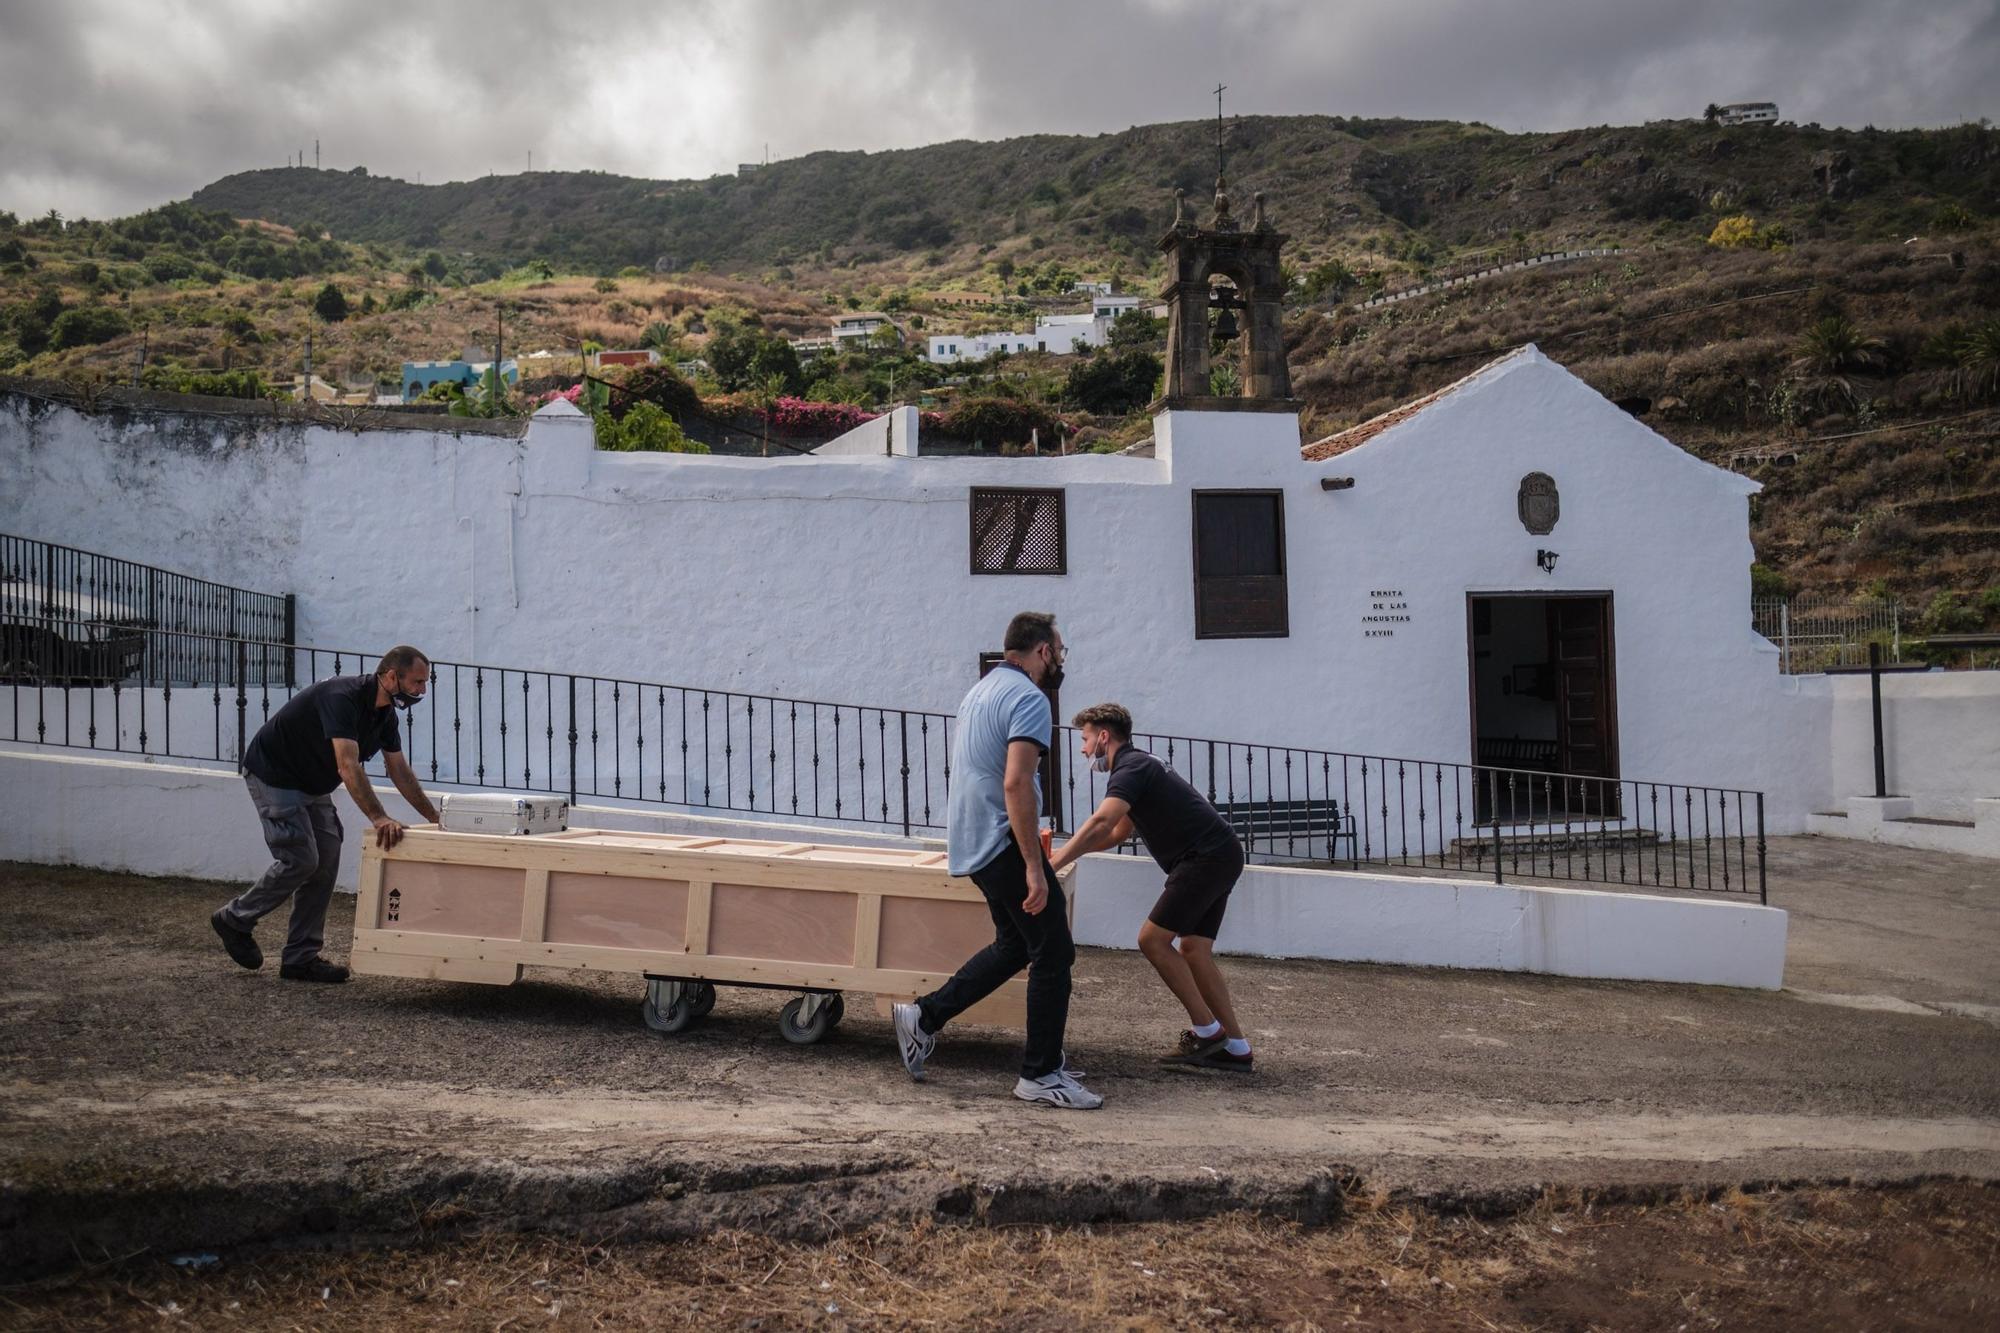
left=1518, top=472, right=1559, bottom=535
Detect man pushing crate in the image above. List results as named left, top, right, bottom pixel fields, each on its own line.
left=891, top=612, right=1102, bottom=1108
left=210, top=646, right=440, bottom=983
left=1050, top=703, right=1255, bottom=1071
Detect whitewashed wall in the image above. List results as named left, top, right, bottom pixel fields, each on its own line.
left=0, top=746, right=1787, bottom=989
left=1824, top=671, right=2000, bottom=821
left=1, top=350, right=1831, bottom=828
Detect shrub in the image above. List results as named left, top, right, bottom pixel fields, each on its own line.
left=1922, top=591, right=1982, bottom=635
left=140, top=366, right=273, bottom=399
left=1065, top=349, right=1160, bottom=415
left=594, top=400, right=707, bottom=453
left=1750, top=563, right=1792, bottom=600
left=312, top=281, right=348, bottom=322
left=610, top=364, right=702, bottom=422
left=593, top=277, right=618, bottom=293
left=932, top=397, right=1062, bottom=446
left=48, top=304, right=131, bottom=349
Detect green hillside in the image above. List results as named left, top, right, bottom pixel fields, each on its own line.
left=190, top=116, right=2000, bottom=279
left=5, top=113, right=1998, bottom=622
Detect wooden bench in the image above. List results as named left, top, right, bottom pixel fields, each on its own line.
left=355, top=827, right=1057, bottom=1043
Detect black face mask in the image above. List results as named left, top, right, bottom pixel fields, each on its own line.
left=392, top=690, right=423, bottom=709
left=1041, top=655, right=1065, bottom=692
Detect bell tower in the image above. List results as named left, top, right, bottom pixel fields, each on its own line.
left=1156, top=90, right=1295, bottom=411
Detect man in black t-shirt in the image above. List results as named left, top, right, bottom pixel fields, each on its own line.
left=1049, top=703, right=1254, bottom=1071
left=211, top=645, right=441, bottom=983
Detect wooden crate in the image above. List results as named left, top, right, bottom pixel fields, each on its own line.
left=354, top=827, right=1046, bottom=1028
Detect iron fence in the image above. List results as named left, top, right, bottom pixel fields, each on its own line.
left=0, top=617, right=1764, bottom=901
left=0, top=533, right=293, bottom=686
left=1753, top=596, right=1901, bottom=674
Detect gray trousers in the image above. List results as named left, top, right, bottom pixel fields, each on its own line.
left=220, top=773, right=344, bottom=966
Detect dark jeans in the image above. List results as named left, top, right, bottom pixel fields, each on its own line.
left=918, top=839, right=1074, bottom=1080
left=219, top=773, right=344, bottom=966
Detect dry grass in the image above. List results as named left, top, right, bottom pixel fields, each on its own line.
left=4, top=1182, right=1995, bottom=1332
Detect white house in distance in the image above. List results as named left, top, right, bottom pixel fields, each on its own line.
left=830, top=312, right=895, bottom=344
left=926, top=292, right=1159, bottom=364
left=1716, top=102, right=1779, bottom=126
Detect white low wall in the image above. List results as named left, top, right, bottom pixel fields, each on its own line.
left=1824, top=671, right=2000, bottom=823
left=0, top=746, right=1787, bottom=989
left=1070, top=852, right=1786, bottom=990
left=0, top=746, right=926, bottom=895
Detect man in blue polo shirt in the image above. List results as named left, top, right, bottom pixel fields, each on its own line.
left=210, top=645, right=441, bottom=983
left=891, top=611, right=1101, bottom=1109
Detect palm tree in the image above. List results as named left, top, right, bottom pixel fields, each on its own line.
left=1793, top=316, right=1884, bottom=376
left=1789, top=316, right=1885, bottom=414
left=1954, top=319, right=2000, bottom=400
left=1702, top=104, right=1722, bottom=125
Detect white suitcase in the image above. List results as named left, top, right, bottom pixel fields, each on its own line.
left=437, top=792, right=569, bottom=835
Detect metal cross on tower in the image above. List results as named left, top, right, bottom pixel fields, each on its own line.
left=1213, top=82, right=1228, bottom=183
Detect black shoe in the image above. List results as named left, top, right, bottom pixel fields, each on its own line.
left=1161, top=1030, right=1226, bottom=1063
left=279, top=957, right=350, bottom=984
left=212, top=909, right=262, bottom=970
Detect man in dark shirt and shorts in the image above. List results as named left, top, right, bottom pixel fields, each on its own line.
left=1050, top=703, right=1253, bottom=1070
left=211, top=646, right=440, bottom=983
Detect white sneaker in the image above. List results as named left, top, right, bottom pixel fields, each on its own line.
left=1013, top=1069, right=1104, bottom=1110
left=1058, top=1049, right=1086, bottom=1080
left=892, top=1002, right=935, bottom=1082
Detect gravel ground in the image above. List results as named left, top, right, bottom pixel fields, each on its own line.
left=1, top=836, right=1996, bottom=1285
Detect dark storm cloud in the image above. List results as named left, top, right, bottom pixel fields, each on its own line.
left=0, top=0, right=1992, bottom=220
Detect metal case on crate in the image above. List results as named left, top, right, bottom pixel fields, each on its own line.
left=436, top=793, right=569, bottom=836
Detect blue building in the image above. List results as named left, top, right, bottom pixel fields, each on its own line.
left=401, top=358, right=519, bottom=402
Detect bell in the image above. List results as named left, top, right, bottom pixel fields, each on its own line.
left=1213, top=307, right=1240, bottom=341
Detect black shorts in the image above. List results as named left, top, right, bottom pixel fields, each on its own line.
left=1147, top=843, right=1244, bottom=940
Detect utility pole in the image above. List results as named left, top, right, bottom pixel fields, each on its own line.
left=303, top=324, right=313, bottom=400
left=133, top=325, right=147, bottom=387
left=527, top=150, right=532, bottom=173
left=315, top=138, right=320, bottom=170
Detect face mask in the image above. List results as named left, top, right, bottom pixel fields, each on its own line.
left=391, top=677, right=424, bottom=708
left=1039, top=646, right=1066, bottom=692
left=1089, top=751, right=1110, bottom=774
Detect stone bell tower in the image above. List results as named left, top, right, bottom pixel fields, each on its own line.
left=1157, top=179, right=1295, bottom=410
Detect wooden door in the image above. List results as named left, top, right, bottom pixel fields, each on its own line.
left=1549, top=597, right=1619, bottom=813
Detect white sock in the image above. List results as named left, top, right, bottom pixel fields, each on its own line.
left=1224, top=1037, right=1251, bottom=1056
left=1191, top=1020, right=1223, bottom=1039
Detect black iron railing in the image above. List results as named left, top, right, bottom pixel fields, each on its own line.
left=0, top=533, right=293, bottom=686
left=0, top=618, right=1765, bottom=901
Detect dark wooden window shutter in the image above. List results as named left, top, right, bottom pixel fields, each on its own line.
left=1193, top=490, right=1288, bottom=638
left=970, top=488, right=1067, bottom=575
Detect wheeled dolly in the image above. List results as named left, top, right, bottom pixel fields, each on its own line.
left=643, top=975, right=847, bottom=1044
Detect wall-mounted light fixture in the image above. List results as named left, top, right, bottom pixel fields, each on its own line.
left=1319, top=476, right=1356, bottom=491
left=1536, top=548, right=1560, bottom=573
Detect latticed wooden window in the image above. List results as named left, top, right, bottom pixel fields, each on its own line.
left=969, top=488, right=1067, bottom=575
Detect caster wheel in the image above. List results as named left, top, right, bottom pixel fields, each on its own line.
left=642, top=981, right=695, bottom=1034
left=824, top=993, right=845, bottom=1028
left=689, top=981, right=717, bottom=1019
left=778, top=994, right=837, bottom=1045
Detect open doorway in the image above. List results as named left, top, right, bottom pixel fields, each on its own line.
left=1468, top=594, right=1619, bottom=820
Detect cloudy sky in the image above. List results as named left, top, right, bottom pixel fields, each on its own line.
left=2, top=0, right=1994, bottom=221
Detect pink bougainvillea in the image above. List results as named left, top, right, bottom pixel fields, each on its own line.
left=529, top=384, right=585, bottom=408
left=765, top=397, right=878, bottom=434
